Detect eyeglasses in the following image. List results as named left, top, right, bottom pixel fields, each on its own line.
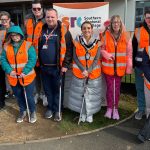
left=145, top=17, right=150, bottom=20
left=10, top=34, right=19, bottom=37
left=112, top=21, right=121, bottom=25
left=1, top=19, right=9, bottom=22
left=32, top=7, right=41, bottom=11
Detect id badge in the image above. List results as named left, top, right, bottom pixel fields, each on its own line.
left=42, top=44, right=48, bottom=49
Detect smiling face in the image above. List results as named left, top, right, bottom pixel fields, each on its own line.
left=32, top=3, right=43, bottom=18
left=0, top=15, right=10, bottom=29
left=45, top=9, right=58, bottom=28
left=10, top=33, right=21, bottom=43
left=111, top=17, right=121, bottom=33
left=81, top=22, right=93, bottom=39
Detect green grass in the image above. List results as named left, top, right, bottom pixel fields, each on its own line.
left=58, top=93, right=137, bottom=134
left=122, top=73, right=135, bottom=84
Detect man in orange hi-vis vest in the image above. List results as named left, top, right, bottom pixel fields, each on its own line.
left=24, top=0, right=47, bottom=106
left=133, top=10, right=150, bottom=121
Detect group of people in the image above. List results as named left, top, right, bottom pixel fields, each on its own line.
left=0, top=0, right=150, bottom=133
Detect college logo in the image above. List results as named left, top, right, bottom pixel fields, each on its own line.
left=62, top=16, right=82, bottom=28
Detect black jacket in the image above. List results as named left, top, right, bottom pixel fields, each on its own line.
left=38, top=20, right=73, bottom=69
left=132, top=21, right=150, bottom=68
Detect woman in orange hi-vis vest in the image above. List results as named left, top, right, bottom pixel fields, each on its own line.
left=67, top=21, right=102, bottom=123
left=1, top=26, right=37, bottom=124
left=101, top=15, right=132, bottom=120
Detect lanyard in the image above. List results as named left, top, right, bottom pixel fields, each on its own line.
left=45, top=26, right=57, bottom=45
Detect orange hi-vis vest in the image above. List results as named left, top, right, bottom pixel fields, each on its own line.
left=144, top=46, right=150, bottom=90
left=102, top=30, right=128, bottom=76
left=5, top=40, right=36, bottom=86
left=25, top=18, right=44, bottom=66
left=60, top=23, right=68, bottom=66
left=135, top=26, right=149, bottom=48
left=72, top=38, right=101, bottom=79
left=25, top=18, right=44, bottom=52
left=135, top=27, right=150, bottom=63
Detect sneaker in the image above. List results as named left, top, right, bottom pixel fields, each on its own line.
left=86, top=115, right=93, bottom=123
left=112, top=109, right=120, bottom=120
left=11, top=94, right=15, bottom=99
left=5, top=92, right=10, bottom=99
left=54, top=112, right=62, bottom=122
left=79, top=114, right=86, bottom=122
left=45, top=110, right=53, bottom=119
left=16, top=111, right=26, bottom=123
left=34, top=93, right=39, bottom=104
left=104, top=108, right=112, bottom=119
left=135, top=111, right=145, bottom=120
left=42, top=95, right=48, bottom=106
left=30, top=112, right=37, bottom=123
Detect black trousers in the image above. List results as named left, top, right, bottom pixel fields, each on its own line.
left=0, top=66, right=6, bottom=107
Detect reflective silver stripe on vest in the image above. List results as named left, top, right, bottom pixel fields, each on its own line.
left=102, top=62, right=126, bottom=67
left=111, top=52, right=126, bottom=57
left=78, top=56, right=95, bottom=60
left=60, top=54, right=65, bottom=59
left=33, top=35, right=39, bottom=39
left=73, top=64, right=100, bottom=69
left=63, top=24, right=67, bottom=34
left=10, top=63, right=27, bottom=68
left=93, top=64, right=101, bottom=69
left=147, top=46, right=150, bottom=57
left=27, top=34, right=32, bottom=39
left=34, top=45, right=38, bottom=50
left=26, top=41, right=31, bottom=51
left=136, top=28, right=141, bottom=43
left=61, top=43, right=66, bottom=48
left=73, top=64, right=79, bottom=69
left=136, top=28, right=144, bottom=52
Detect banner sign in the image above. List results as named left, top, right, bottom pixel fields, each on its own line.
left=53, top=2, right=108, bottom=106
left=53, top=2, right=109, bottom=39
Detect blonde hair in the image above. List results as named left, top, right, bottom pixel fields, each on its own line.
left=110, top=15, right=123, bottom=34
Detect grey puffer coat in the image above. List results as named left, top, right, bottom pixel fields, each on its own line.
left=67, top=75, right=102, bottom=116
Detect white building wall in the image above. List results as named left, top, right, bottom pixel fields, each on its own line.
left=104, top=0, right=136, bottom=31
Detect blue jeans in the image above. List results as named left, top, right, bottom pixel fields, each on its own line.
left=135, top=67, right=145, bottom=112
left=11, top=80, right=35, bottom=113
left=41, top=66, right=60, bottom=113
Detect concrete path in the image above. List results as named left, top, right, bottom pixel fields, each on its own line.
left=0, top=116, right=149, bottom=150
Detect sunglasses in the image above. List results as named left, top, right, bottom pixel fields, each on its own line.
left=32, top=7, right=41, bottom=11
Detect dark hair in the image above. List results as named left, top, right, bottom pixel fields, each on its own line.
left=81, top=21, right=93, bottom=30
left=144, top=10, right=150, bottom=16
left=45, top=8, right=58, bottom=16
left=32, top=0, right=43, bottom=8
left=0, top=11, right=11, bottom=19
